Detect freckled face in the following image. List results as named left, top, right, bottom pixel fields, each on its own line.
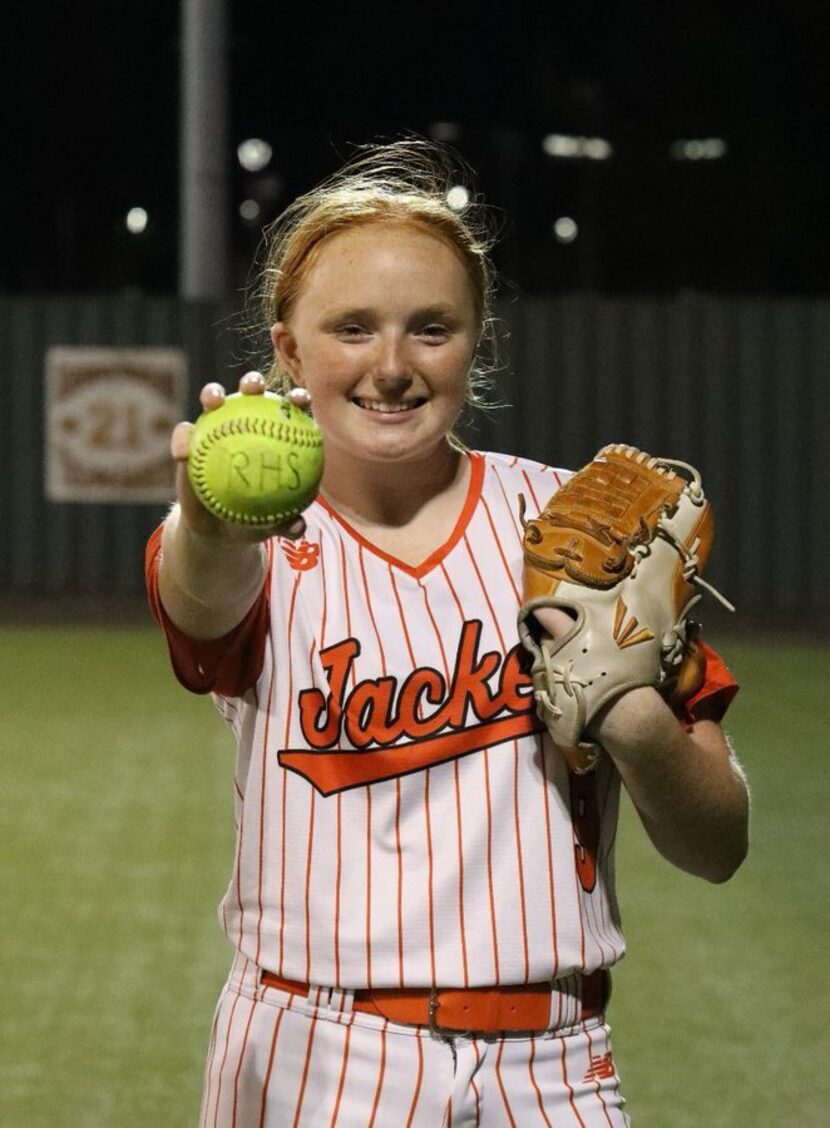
left=271, top=223, right=480, bottom=468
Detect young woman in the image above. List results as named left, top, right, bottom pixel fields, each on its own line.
left=147, top=141, right=749, bottom=1126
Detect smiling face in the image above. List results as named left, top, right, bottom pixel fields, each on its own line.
left=271, top=222, right=480, bottom=475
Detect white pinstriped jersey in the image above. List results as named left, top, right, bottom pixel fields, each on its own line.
left=202, top=450, right=626, bottom=989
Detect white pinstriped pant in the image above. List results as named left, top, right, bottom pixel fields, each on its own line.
left=200, top=962, right=630, bottom=1127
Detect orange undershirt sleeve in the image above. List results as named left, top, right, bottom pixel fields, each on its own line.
left=145, top=524, right=270, bottom=697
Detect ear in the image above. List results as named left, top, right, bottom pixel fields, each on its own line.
left=270, top=322, right=304, bottom=386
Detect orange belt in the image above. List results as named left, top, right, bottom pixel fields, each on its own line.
left=260, top=969, right=608, bottom=1038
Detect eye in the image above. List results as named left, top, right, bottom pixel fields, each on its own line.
left=418, top=323, right=451, bottom=341
left=336, top=323, right=370, bottom=339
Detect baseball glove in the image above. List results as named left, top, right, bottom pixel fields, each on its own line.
left=517, top=444, right=733, bottom=773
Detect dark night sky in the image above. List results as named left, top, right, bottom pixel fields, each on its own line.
left=3, top=1, right=829, bottom=295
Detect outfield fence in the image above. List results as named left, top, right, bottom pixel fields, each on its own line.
left=1, top=292, right=828, bottom=614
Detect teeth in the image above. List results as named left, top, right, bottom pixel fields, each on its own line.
left=355, top=399, right=423, bottom=413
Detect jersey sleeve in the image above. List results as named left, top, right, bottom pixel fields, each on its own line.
left=145, top=524, right=271, bottom=697
left=676, top=640, right=739, bottom=725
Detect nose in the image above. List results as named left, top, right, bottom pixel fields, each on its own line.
left=372, top=372, right=413, bottom=398
left=372, top=335, right=413, bottom=398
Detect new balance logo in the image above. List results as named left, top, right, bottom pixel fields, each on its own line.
left=584, top=1051, right=616, bottom=1083
left=612, top=598, right=655, bottom=648
left=279, top=538, right=320, bottom=572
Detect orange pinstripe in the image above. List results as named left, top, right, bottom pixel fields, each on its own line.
left=212, top=989, right=244, bottom=1128
left=478, top=464, right=534, bottom=1025
left=395, top=777, right=405, bottom=985
left=527, top=1039, right=554, bottom=1128
left=586, top=1026, right=616, bottom=1128
left=274, top=573, right=302, bottom=973
left=419, top=582, right=447, bottom=987
left=276, top=764, right=288, bottom=975
left=471, top=1039, right=482, bottom=1126
left=463, top=531, right=507, bottom=982
left=465, top=530, right=535, bottom=982
left=291, top=1013, right=318, bottom=1128
left=366, top=1022, right=388, bottom=1128
left=565, top=777, right=591, bottom=974
left=521, top=468, right=544, bottom=516
left=334, top=792, right=342, bottom=987
left=491, top=464, right=525, bottom=544
left=438, top=562, right=472, bottom=985
left=231, top=997, right=258, bottom=1127
left=359, top=543, right=387, bottom=668
left=303, top=634, right=318, bottom=984
left=494, top=1039, right=518, bottom=1128
left=481, top=747, right=501, bottom=984
left=255, top=664, right=277, bottom=969
left=540, top=741, right=560, bottom=977
left=480, top=492, right=521, bottom=604
left=319, top=544, right=344, bottom=988
left=365, top=784, right=373, bottom=987
left=404, top=1032, right=425, bottom=1128
left=303, top=788, right=316, bottom=983
left=464, top=531, right=506, bottom=651
left=318, top=538, right=329, bottom=650
left=559, top=1035, right=588, bottom=1128
left=423, top=769, right=437, bottom=986
left=453, top=758, right=470, bottom=986
left=390, top=566, right=417, bottom=985
left=328, top=1023, right=352, bottom=1128
left=512, top=741, right=531, bottom=982
left=256, top=1004, right=285, bottom=1128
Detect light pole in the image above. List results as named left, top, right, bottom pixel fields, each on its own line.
left=179, top=0, right=229, bottom=299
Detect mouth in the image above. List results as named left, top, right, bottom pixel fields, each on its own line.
left=352, top=397, right=428, bottom=414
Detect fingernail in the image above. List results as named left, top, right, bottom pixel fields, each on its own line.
left=240, top=371, right=266, bottom=394
left=287, top=387, right=311, bottom=408
left=200, top=382, right=225, bottom=408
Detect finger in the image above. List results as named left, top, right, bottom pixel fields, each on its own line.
left=199, top=382, right=226, bottom=411
left=286, top=386, right=312, bottom=411
left=171, top=420, right=194, bottom=461
left=279, top=516, right=307, bottom=541
left=174, top=461, right=218, bottom=534
left=239, top=370, right=267, bottom=395
left=533, top=606, right=577, bottom=641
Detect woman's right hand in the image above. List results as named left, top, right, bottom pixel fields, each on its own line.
left=160, top=373, right=314, bottom=638
left=171, top=371, right=312, bottom=544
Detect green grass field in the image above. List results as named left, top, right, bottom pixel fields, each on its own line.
left=1, top=627, right=827, bottom=1126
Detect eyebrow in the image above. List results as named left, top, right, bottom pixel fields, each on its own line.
left=323, top=304, right=461, bottom=324
left=323, top=307, right=374, bottom=324
left=411, top=305, right=460, bottom=322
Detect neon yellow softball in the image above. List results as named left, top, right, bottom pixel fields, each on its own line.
left=187, top=392, right=324, bottom=526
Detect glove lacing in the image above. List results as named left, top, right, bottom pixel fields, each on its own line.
left=534, top=646, right=590, bottom=722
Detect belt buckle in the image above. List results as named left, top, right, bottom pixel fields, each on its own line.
left=428, top=988, right=547, bottom=1042
left=428, top=987, right=476, bottom=1041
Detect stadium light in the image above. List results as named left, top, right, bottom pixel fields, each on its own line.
left=239, top=199, right=261, bottom=222
left=237, top=138, right=273, bottom=172
left=126, top=207, right=149, bottom=234
left=445, top=185, right=470, bottom=212
left=553, top=216, right=579, bottom=243
left=542, top=134, right=613, bottom=160
left=670, top=138, right=728, bottom=161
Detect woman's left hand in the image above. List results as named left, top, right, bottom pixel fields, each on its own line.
left=532, top=605, right=749, bottom=883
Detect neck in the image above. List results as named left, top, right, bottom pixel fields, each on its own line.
left=320, top=440, right=467, bottom=528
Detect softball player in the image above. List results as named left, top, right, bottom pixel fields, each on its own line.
left=148, top=141, right=749, bottom=1126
